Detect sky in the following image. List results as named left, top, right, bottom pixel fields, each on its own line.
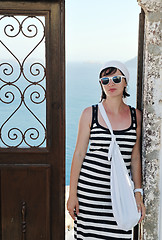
left=65, top=0, right=141, bottom=63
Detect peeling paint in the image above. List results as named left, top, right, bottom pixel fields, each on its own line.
left=147, top=21, right=161, bottom=45
left=142, top=157, right=160, bottom=240
left=138, top=0, right=161, bottom=13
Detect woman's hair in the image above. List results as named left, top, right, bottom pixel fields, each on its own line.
left=99, top=67, right=130, bottom=102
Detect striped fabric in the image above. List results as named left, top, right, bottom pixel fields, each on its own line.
left=74, top=104, right=137, bottom=240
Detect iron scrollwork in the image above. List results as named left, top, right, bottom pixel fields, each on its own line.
left=0, top=15, right=47, bottom=148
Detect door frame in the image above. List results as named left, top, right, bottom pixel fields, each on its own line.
left=0, top=1, right=65, bottom=239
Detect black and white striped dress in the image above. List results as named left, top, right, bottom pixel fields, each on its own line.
left=74, top=104, right=137, bottom=240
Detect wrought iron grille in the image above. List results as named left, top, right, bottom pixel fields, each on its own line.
left=0, top=15, right=47, bottom=148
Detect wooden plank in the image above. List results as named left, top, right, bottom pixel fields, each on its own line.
left=0, top=165, right=51, bottom=240
left=136, top=8, right=145, bottom=111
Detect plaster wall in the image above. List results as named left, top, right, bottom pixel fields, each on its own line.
left=160, top=122, right=162, bottom=239
left=137, top=0, right=162, bottom=239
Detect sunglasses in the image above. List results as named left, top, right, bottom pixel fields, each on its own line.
left=99, top=75, right=126, bottom=85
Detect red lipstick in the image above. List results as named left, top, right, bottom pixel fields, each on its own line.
left=109, top=88, right=116, bottom=92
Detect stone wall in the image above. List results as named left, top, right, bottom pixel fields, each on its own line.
left=137, top=0, right=162, bottom=239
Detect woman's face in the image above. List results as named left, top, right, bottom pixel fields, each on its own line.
left=101, top=69, right=127, bottom=98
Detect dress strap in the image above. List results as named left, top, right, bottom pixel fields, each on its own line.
left=130, top=106, right=137, bottom=129
left=90, top=104, right=98, bottom=129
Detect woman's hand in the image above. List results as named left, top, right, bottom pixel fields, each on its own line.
left=67, top=194, right=79, bottom=220
left=135, top=192, right=146, bottom=223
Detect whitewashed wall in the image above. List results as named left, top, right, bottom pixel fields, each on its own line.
left=137, top=0, right=162, bottom=239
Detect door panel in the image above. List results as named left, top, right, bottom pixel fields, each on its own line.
left=0, top=1, right=65, bottom=239
left=1, top=165, right=50, bottom=240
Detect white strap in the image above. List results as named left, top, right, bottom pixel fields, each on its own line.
left=98, top=102, right=116, bottom=160
left=98, top=102, right=113, bottom=134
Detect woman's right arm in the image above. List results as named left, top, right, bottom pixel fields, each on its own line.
left=67, top=106, right=92, bottom=220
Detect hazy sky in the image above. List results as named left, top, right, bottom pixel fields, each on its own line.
left=65, top=0, right=141, bottom=63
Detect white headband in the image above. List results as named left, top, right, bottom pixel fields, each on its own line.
left=99, top=60, right=129, bottom=84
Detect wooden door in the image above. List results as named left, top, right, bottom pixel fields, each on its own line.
left=0, top=1, right=65, bottom=239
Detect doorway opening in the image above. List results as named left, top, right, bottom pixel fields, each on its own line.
left=65, top=1, right=144, bottom=240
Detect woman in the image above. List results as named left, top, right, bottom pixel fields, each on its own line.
left=67, top=60, right=146, bottom=239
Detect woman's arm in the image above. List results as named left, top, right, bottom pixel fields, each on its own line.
left=67, top=107, right=92, bottom=220
left=131, top=109, right=146, bottom=222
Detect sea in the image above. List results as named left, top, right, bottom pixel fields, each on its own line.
left=66, top=58, right=137, bottom=185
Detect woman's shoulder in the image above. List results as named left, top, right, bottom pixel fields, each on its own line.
left=129, top=106, right=142, bottom=126
left=129, top=105, right=142, bottom=117
left=81, top=104, right=98, bottom=115
left=127, top=105, right=142, bottom=126
left=78, top=106, right=93, bottom=128
left=80, top=104, right=98, bottom=124
left=80, top=106, right=92, bottom=121
left=135, top=108, right=142, bottom=125
left=82, top=106, right=91, bottom=114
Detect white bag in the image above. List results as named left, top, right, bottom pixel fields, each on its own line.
left=98, top=103, right=141, bottom=231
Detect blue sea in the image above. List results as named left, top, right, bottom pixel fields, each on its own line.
left=66, top=59, right=137, bottom=185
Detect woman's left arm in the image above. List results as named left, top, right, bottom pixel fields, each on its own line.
left=131, top=109, right=146, bottom=223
